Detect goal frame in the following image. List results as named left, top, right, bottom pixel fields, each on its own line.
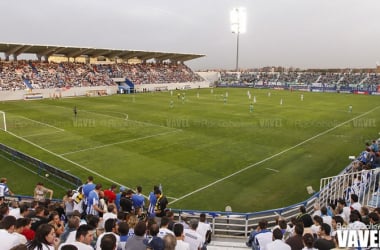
left=0, top=111, right=7, bottom=131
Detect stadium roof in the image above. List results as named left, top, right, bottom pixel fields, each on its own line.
left=0, top=42, right=205, bottom=62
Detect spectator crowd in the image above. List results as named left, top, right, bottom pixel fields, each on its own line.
left=0, top=175, right=212, bottom=250
left=0, top=60, right=203, bottom=91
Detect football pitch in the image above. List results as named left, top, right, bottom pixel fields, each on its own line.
left=0, top=88, right=379, bottom=212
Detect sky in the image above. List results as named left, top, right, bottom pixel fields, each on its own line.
left=1, top=0, right=379, bottom=70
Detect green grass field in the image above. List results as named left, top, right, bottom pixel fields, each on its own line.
left=0, top=88, right=379, bottom=212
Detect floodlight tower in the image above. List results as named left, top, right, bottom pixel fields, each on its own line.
left=230, top=7, right=246, bottom=72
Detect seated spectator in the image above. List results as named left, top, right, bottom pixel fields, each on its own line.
left=301, top=233, right=316, bottom=250
left=348, top=210, right=367, bottom=229
left=95, top=218, right=120, bottom=250
left=100, top=233, right=117, bottom=250
left=285, top=222, right=304, bottom=250
left=14, top=218, right=28, bottom=244
left=314, top=223, right=336, bottom=249
left=30, top=206, right=49, bottom=232
left=246, top=220, right=272, bottom=250
left=158, top=216, right=174, bottom=238
left=58, top=224, right=94, bottom=250
left=143, top=223, right=164, bottom=250
left=48, top=211, right=65, bottom=238
left=60, top=215, right=81, bottom=244
left=369, top=212, right=380, bottom=229
left=0, top=215, right=20, bottom=249
left=163, top=234, right=177, bottom=250
left=266, top=228, right=290, bottom=250
left=26, top=223, right=60, bottom=250
left=125, top=221, right=147, bottom=250
left=118, top=221, right=129, bottom=249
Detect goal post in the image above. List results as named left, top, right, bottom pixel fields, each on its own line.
left=0, top=111, right=7, bottom=132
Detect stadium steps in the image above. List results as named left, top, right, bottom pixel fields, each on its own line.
left=125, top=78, right=135, bottom=89
left=207, top=237, right=247, bottom=250
left=22, top=78, right=33, bottom=89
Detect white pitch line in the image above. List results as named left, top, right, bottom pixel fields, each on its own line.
left=266, top=168, right=280, bottom=173
left=170, top=105, right=380, bottom=204
left=60, top=130, right=182, bottom=156
left=5, top=130, right=135, bottom=193
left=16, top=116, right=65, bottom=131
left=80, top=109, right=178, bottom=130
left=23, top=130, right=64, bottom=138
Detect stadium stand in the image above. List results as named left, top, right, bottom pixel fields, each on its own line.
left=0, top=60, right=203, bottom=92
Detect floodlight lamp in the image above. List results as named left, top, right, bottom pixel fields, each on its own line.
left=230, top=7, right=247, bottom=34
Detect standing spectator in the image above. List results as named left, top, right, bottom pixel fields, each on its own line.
left=184, top=219, right=203, bottom=250
left=148, top=185, right=159, bottom=218
left=132, top=186, right=145, bottom=211
left=33, top=182, right=53, bottom=203
left=63, top=190, right=74, bottom=219
left=173, top=223, right=190, bottom=250
left=114, top=186, right=126, bottom=212
left=296, top=206, right=313, bottom=227
left=26, top=223, right=60, bottom=250
left=154, top=189, right=168, bottom=225
left=86, top=184, right=103, bottom=216
left=120, top=190, right=134, bottom=214
left=196, top=213, right=212, bottom=248
left=82, top=176, right=96, bottom=212
left=72, top=187, right=84, bottom=216
left=0, top=215, right=20, bottom=249
left=0, top=177, right=13, bottom=201
left=103, top=185, right=117, bottom=205
left=102, top=204, right=117, bottom=229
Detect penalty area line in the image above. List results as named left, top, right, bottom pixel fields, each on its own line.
left=170, top=105, right=380, bottom=205
left=4, top=130, right=135, bottom=193
left=266, top=168, right=280, bottom=173
left=60, top=129, right=182, bottom=156
left=16, top=116, right=65, bottom=132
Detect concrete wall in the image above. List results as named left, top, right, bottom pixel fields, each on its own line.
left=0, top=81, right=210, bottom=101
left=0, top=86, right=119, bottom=101
left=134, top=81, right=210, bottom=92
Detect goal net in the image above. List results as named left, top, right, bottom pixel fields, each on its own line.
left=0, top=111, right=7, bottom=132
